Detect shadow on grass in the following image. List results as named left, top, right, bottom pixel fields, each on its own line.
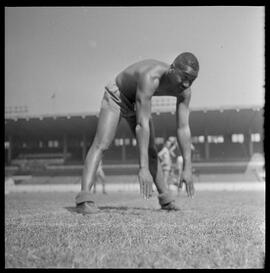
left=64, top=205, right=160, bottom=216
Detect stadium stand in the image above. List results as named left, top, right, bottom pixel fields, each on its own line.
left=5, top=104, right=264, bottom=176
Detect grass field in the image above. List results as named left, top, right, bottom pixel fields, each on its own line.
left=5, top=185, right=265, bottom=269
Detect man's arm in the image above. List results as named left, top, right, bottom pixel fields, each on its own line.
left=135, top=75, right=158, bottom=198
left=176, top=88, right=195, bottom=197
left=135, top=92, right=151, bottom=169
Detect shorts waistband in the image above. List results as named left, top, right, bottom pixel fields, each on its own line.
left=103, top=80, right=136, bottom=119
left=105, top=80, right=119, bottom=93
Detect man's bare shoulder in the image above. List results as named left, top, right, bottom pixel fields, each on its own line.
left=135, top=61, right=169, bottom=96
left=123, top=59, right=169, bottom=77
left=116, top=59, right=169, bottom=96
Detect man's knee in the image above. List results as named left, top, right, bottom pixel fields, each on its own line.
left=148, top=146, right=158, bottom=161
left=93, top=138, right=111, bottom=153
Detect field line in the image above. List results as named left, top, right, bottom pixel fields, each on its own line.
left=6, top=182, right=265, bottom=193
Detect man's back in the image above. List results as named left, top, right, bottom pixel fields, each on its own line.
left=115, top=59, right=169, bottom=102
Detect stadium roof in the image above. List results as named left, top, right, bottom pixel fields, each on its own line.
left=5, top=105, right=264, bottom=139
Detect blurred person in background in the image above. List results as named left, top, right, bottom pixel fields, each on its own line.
left=158, top=138, right=174, bottom=189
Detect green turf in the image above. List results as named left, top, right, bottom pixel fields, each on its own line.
left=5, top=191, right=265, bottom=268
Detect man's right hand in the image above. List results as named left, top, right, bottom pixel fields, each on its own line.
left=138, top=168, right=153, bottom=199
left=179, top=168, right=195, bottom=198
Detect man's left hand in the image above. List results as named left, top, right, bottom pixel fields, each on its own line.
left=179, top=169, right=195, bottom=198
left=138, top=168, right=153, bottom=199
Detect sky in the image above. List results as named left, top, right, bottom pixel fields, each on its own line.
left=5, top=6, right=265, bottom=116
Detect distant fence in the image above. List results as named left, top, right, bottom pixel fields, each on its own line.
left=5, top=160, right=264, bottom=177
left=5, top=105, right=29, bottom=117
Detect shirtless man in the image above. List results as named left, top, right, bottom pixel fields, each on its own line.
left=75, top=52, right=199, bottom=214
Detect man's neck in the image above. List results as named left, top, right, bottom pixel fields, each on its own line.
left=156, top=72, right=172, bottom=93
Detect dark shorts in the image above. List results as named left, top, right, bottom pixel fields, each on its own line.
left=101, top=81, right=136, bottom=121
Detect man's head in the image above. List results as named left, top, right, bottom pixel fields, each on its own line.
left=168, top=52, right=199, bottom=90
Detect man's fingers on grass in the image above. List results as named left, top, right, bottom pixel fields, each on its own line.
left=142, top=184, right=145, bottom=197
left=191, top=185, right=195, bottom=197
left=142, top=185, right=146, bottom=199
left=144, top=184, right=148, bottom=198
left=191, top=183, right=195, bottom=196
left=143, top=183, right=146, bottom=196
left=144, top=188, right=147, bottom=199
left=179, top=180, right=183, bottom=189
left=187, top=185, right=191, bottom=197
left=189, top=185, right=193, bottom=197
left=138, top=178, right=142, bottom=193
left=147, top=184, right=151, bottom=199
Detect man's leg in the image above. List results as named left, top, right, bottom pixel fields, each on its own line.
left=101, top=177, right=107, bottom=194
left=76, top=105, right=120, bottom=212
left=177, top=162, right=183, bottom=195
left=148, top=119, right=180, bottom=210
left=97, top=169, right=107, bottom=194
left=81, top=107, right=120, bottom=191
left=99, top=170, right=107, bottom=194
left=93, top=180, right=96, bottom=193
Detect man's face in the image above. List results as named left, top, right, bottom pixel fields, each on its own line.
left=168, top=64, right=196, bottom=91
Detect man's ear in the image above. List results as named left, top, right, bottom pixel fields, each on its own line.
left=169, top=64, right=175, bottom=73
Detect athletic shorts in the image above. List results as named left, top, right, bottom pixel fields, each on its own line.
left=101, top=80, right=136, bottom=120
